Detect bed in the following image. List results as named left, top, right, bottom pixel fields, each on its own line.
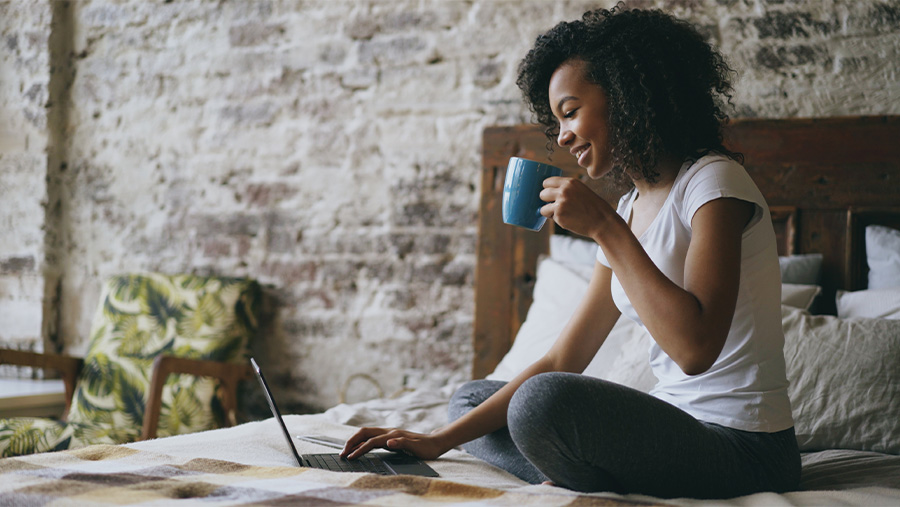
left=2, top=116, right=900, bottom=506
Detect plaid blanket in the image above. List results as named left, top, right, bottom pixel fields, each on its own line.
left=0, top=444, right=663, bottom=506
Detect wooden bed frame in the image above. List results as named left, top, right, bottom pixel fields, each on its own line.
left=474, top=115, right=900, bottom=379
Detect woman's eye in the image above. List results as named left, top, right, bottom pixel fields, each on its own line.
left=563, top=109, right=577, bottom=119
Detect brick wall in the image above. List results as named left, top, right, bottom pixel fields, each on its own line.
left=0, top=1, right=51, bottom=358
left=3, top=0, right=899, bottom=413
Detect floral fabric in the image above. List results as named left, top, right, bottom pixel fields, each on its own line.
left=0, top=274, right=259, bottom=456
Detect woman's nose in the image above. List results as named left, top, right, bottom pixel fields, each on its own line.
left=557, top=128, right=574, bottom=147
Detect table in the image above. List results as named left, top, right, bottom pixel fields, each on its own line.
left=0, top=378, right=67, bottom=418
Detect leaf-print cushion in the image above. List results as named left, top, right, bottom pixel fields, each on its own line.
left=0, top=419, right=74, bottom=457
left=0, top=274, right=259, bottom=457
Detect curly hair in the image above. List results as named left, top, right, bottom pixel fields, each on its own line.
left=516, top=4, right=740, bottom=183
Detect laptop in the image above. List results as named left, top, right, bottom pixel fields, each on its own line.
left=250, top=358, right=439, bottom=477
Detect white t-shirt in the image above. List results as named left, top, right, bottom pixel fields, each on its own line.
left=596, top=154, right=794, bottom=432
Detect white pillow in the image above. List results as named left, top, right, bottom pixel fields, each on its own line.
left=490, top=260, right=824, bottom=384
left=491, top=258, right=900, bottom=455
left=487, top=258, right=591, bottom=381
left=487, top=257, right=640, bottom=383
left=591, top=283, right=824, bottom=394
left=601, top=324, right=657, bottom=393
left=782, top=305, right=900, bottom=453
left=779, top=254, right=824, bottom=285
left=550, top=235, right=597, bottom=267
left=576, top=304, right=900, bottom=455
left=781, top=283, right=822, bottom=311
left=836, top=288, right=900, bottom=319
left=867, top=225, right=900, bottom=289
left=582, top=316, right=641, bottom=381
left=588, top=291, right=827, bottom=394
left=551, top=236, right=830, bottom=285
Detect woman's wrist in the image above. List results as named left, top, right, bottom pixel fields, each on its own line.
left=428, top=427, right=459, bottom=455
left=589, top=209, right=626, bottom=246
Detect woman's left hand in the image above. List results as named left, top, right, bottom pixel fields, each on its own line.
left=539, top=177, right=615, bottom=239
left=341, top=427, right=448, bottom=461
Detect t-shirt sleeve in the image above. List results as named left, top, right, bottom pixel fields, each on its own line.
left=681, top=158, right=766, bottom=229
left=596, top=243, right=610, bottom=267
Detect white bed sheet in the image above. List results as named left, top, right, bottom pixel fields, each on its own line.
left=122, top=384, right=900, bottom=506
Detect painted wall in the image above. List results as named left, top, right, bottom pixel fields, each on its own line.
left=2, top=0, right=899, bottom=413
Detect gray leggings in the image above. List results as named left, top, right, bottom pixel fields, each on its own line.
left=448, top=373, right=800, bottom=499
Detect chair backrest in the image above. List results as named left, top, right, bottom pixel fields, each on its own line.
left=65, top=273, right=260, bottom=444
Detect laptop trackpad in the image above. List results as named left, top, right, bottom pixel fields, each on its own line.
left=380, top=453, right=439, bottom=477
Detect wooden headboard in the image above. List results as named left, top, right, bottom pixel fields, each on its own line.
left=474, top=116, right=900, bottom=379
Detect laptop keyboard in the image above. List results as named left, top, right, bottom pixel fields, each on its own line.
left=307, top=454, right=392, bottom=475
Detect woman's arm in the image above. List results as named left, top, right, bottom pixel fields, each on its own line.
left=541, top=178, right=754, bottom=376
left=600, top=198, right=754, bottom=375
left=597, top=198, right=753, bottom=375
left=341, top=263, right=621, bottom=460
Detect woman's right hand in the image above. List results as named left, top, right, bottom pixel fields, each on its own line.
left=539, top=176, right=620, bottom=242
left=340, top=427, right=449, bottom=461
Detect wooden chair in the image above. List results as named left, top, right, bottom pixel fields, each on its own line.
left=0, top=273, right=260, bottom=457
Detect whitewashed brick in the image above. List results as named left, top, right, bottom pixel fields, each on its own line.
left=3, top=0, right=900, bottom=409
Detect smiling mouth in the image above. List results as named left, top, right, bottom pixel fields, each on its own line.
left=573, top=144, right=590, bottom=165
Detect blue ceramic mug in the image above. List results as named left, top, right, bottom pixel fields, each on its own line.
left=502, top=157, right=563, bottom=231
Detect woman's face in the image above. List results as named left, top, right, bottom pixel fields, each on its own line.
left=548, top=60, right=613, bottom=179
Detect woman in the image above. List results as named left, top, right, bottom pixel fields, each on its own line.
left=342, top=5, right=801, bottom=499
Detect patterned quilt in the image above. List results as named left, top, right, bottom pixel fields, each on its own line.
left=5, top=407, right=898, bottom=506
left=0, top=444, right=662, bottom=506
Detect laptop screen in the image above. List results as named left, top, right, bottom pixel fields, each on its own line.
left=250, top=358, right=304, bottom=467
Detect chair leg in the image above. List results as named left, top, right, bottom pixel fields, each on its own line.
left=141, top=356, right=167, bottom=441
